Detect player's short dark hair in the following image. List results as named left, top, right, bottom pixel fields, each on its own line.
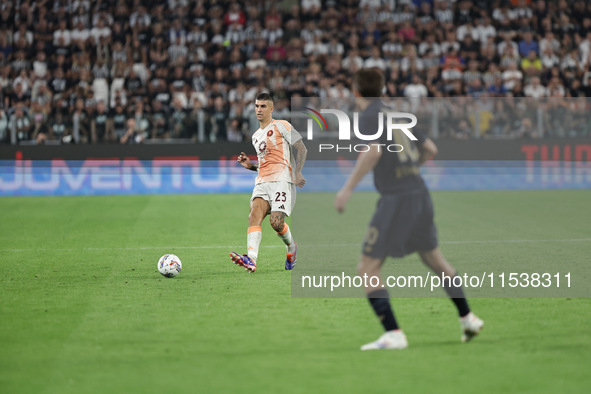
left=353, top=68, right=385, bottom=97
left=256, top=92, right=274, bottom=104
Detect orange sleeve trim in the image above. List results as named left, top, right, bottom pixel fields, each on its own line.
left=279, top=120, right=292, bottom=131
left=278, top=223, right=289, bottom=235
left=248, top=226, right=262, bottom=233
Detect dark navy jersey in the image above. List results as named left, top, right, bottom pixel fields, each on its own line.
left=359, top=99, right=427, bottom=194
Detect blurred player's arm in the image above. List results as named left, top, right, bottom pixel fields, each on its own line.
left=335, top=143, right=382, bottom=213
left=418, top=138, right=438, bottom=166
left=293, top=139, right=307, bottom=188
left=237, top=152, right=257, bottom=171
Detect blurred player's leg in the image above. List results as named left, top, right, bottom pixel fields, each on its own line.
left=358, top=255, right=406, bottom=350
left=419, top=248, right=484, bottom=341
left=361, top=329, right=408, bottom=350
left=460, top=312, right=484, bottom=342
left=418, top=248, right=471, bottom=315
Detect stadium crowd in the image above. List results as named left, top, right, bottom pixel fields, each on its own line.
left=1, top=0, right=591, bottom=144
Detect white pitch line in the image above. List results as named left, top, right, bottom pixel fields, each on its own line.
left=440, top=238, right=591, bottom=245
left=1, top=238, right=590, bottom=253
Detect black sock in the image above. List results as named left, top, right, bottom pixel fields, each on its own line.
left=443, top=275, right=471, bottom=317
left=367, top=289, right=399, bottom=331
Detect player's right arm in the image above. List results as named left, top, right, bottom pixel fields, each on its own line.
left=335, top=143, right=382, bottom=213
left=417, top=138, right=438, bottom=166
left=237, top=152, right=257, bottom=171
left=292, top=139, right=307, bottom=188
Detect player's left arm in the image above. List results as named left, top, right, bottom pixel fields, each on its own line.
left=292, top=139, right=307, bottom=188
left=335, top=143, right=382, bottom=213
left=417, top=138, right=438, bottom=166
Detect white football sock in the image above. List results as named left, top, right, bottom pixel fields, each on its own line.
left=247, top=226, right=262, bottom=262
left=277, top=223, right=296, bottom=254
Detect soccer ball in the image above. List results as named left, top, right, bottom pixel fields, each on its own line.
left=158, top=254, right=182, bottom=278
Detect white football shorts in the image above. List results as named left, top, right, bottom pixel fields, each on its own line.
left=250, top=181, right=297, bottom=216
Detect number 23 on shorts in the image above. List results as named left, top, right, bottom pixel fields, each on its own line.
left=274, top=192, right=287, bottom=202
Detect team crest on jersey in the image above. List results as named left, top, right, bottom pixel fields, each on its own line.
left=257, top=140, right=268, bottom=156
left=267, top=129, right=273, bottom=136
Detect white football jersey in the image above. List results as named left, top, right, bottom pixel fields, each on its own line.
left=251, top=119, right=302, bottom=185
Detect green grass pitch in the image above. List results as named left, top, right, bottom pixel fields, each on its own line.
left=1, top=190, right=590, bottom=393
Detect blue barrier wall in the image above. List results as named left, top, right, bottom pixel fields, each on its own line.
left=1, top=160, right=589, bottom=196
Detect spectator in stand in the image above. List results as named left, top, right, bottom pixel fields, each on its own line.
left=168, top=18, right=187, bottom=46
left=132, top=99, right=150, bottom=140
left=466, top=78, right=486, bottom=98
left=441, top=49, right=464, bottom=90
left=518, top=31, right=539, bottom=58
left=497, top=32, right=518, bottom=57
left=515, top=0, right=534, bottom=21
left=524, top=76, right=547, bottom=98
left=9, top=105, right=32, bottom=144
left=419, top=34, right=442, bottom=58
left=521, top=50, right=543, bottom=77
left=224, top=3, right=246, bottom=27
left=170, top=97, right=190, bottom=139
left=71, top=20, right=90, bottom=48
left=540, top=46, right=560, bottom=70
left=208, top=95, right=228, bottom=142
left=518, top=117, right=536, bottom=139
left=125, top=68, right=146, bottom=102
left=10, top=81, right=31, bottom=108
left=482, top=63, right=502, bottom=88
left=90, top=17, right=111, bottom=46
left=90, top=100, right=113, bottom=143
left=502, top=61, right=524, bottom=92
left=500, top=44, right=521, bottom=69
left=397, top=20, right=415, bottom=43
left=0, top=107, right=8, bottom=143
left=30, top=100, right=49, bottom=144
left=403, top=74, right=428, bottom=112
left=488, top=76, right=508, bottom=97
left=475, top=17, right=497, bottom=46
left=120, top=117, right=144, bottom=144
left=48, top=108, right=71, bottom=143
left=301, top=0, right=322, bottom=21
left=546, top=76, right=566, bottom=97
left=150, top=99, right=169, bottom=140
left=226, top=118, right=244, bottom=142
left=539, top=31, right=560, bottom=54
left=112, top=102, right=128, bottom=141
left=53, top=20, right=71, bottom=48
left=364, top=46, right=387, bottom=71
left=463, top=59, right=482, bottom=85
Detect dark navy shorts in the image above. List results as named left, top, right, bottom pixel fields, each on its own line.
left=362, top=188, right=438, bottom=259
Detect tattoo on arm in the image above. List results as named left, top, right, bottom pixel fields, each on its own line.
left=293, top=140, right=308, bottom=173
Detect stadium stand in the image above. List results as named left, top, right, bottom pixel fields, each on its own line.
left=0, top=0, right=590, bottom=144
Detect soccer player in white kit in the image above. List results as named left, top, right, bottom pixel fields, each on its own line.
left=231, top=93, right=307, bottom=273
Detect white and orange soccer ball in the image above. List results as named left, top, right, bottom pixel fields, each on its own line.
left=158, top=254, right=182, bottom=278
